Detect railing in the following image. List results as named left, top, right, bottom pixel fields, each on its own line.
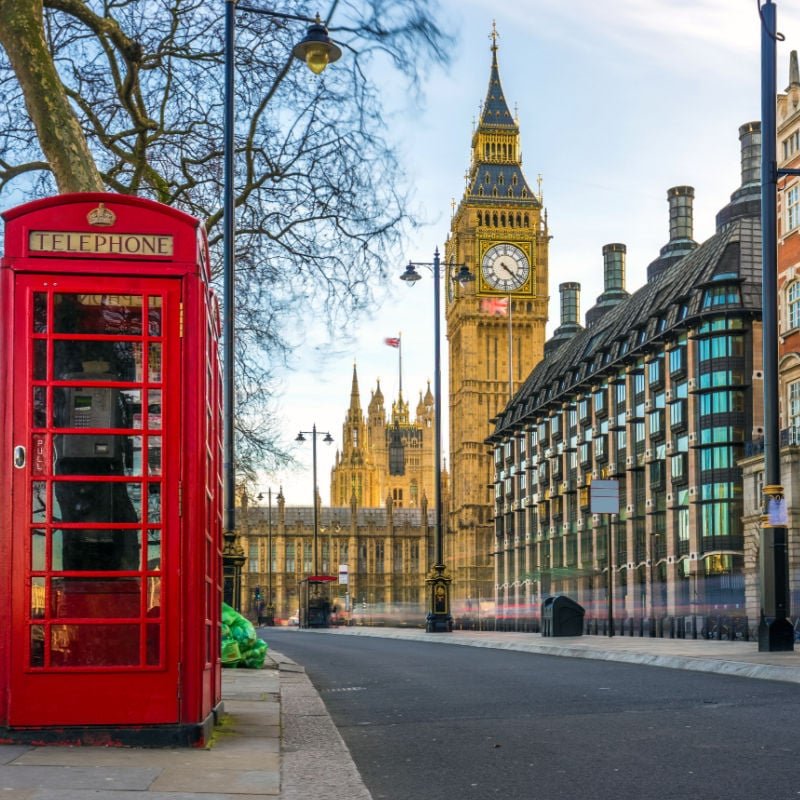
left=745, top=427, right=800, bottom=456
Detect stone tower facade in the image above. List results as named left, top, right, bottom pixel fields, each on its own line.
left=330, top=365, right=437, bottom=509
left=445, top=30, right=549, bottom=609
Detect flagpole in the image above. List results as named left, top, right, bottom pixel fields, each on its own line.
left=398, top=332, right=403, bottom=397
left=507, top=295, right=513, bottom=401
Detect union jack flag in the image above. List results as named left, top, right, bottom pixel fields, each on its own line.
left=384, top=337, right=401, bottom=348
left=480, top=297, right=509, bottom=316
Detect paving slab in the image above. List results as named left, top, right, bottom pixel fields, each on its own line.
left=30, top=792, right=272, bottom=800
left=0, top=764, right=159, bottom=791
left=150, top=766, right=279, bottom=795
left=0, top=746, right=31, bottom=766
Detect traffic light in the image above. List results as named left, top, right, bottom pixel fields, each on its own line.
left=254, top=587, right=261, bottom=601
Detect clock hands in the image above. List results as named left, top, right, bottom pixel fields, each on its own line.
left=498, top=260, right=516, bottom=278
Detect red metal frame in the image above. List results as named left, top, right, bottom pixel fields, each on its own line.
left=0, top=194, right=222, bottom=742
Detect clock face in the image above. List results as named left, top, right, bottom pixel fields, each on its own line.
left=481, top=243, right=530, bottom=291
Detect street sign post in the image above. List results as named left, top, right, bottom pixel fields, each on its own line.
left=591, top=480, right=620, bottom=637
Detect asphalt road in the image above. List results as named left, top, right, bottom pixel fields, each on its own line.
left=264, top=628, right=800, bottom=800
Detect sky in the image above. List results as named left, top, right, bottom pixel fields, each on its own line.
left=268, top=0, right=800, bottom=507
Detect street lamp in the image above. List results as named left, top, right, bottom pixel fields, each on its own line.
left=295, top=426, right=334, bottom=577
left=759, top=0, right=796, bottom=651
left=257, top=488, right=277, bottom=625
left=222, top=5, right=341, bottom=609
left=400, top=247, right=474, bottom=633
left=296, top=426, right=333, bottom=628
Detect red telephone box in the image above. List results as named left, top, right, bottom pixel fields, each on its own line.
left=0, top=193, right=222, bottom=745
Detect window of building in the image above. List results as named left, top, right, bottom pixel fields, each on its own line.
left=699, top=446, right=734, bottom=471
left=789, top=381, right=800, bottom=435
left=787, top=184, right=800, bottom=232
left=249, top=542, right=259, bottom=573
left=670, top=453, right=687, bottom=481
left=701, top=285, right=741, bottom=308
left=669, top=345, right=686, bottom=376
left=788, top=282, right=800, bottom=329
left=375, top=540, right=384, bottom=574
left=701, top=502, right=734, bottom=539
left=285, top=542, right=295, bottom=573
left=782, top=130, right=800, bottom=160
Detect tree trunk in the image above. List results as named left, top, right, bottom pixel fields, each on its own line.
left=0, top=0, right=103, bottom=193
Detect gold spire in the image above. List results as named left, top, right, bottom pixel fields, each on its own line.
left=489, top=20, right=499, bottom=53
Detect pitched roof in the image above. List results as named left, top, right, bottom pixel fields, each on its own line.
left=489, top=212, right=762, bottom=439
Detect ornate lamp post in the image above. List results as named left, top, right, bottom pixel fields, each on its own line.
left=222, top=5, right=340, bottom=609
left=258, top=488, right=276, bottom=625
left=400, top=248, right=474, bottom=632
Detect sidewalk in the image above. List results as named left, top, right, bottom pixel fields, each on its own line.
left=2, top=629, right=800, bottom=799
left=325, top=626, right=800, bottom=684
left=0, top=649, right=370, bottom=800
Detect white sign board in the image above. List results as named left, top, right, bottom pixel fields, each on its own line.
left=591, top=479, right=620, bottom=514
left=338, top=563, right=349, bottom=585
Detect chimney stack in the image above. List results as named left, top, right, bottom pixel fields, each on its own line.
left=603, top=243, right=626, bottom=292
left=585, top=244, right=629, bottom=328
left=647, top=186, right=698, bottom=282
left=559, top=282, right=580, bottom=327
left=716, top=122, right=761, bottom=231
left=544, top=282, right=583, bottom=358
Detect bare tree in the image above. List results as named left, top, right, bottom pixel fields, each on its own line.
left=0, top=0, right=450, bottom=478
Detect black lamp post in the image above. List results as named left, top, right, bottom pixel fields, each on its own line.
left=400, top=248, right=474, bottom=632
left=260, top=488, right=276, bottom=625
left=759, top=0, right=796, bottom=651
left=295, top=426, right=334, bottom=577
left=222, top=4, right=340, bottom=609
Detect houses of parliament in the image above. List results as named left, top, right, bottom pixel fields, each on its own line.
left=239, top=30, right=549, bottom=621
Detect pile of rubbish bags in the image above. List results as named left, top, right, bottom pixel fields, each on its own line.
left=221, top=602, right=268, bottom=668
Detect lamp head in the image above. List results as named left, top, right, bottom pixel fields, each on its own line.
left=292, top=15, right=342, bottom=75
left=295, top=432, right=306, bottom=443
left=455, top=264, right=475, bottom=287
left=400, top=262, right=422, bottom=284
left=323, top=432, right=334, bottom=445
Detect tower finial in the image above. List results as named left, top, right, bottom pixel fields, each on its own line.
left=490, top=20, right=499, bottom=53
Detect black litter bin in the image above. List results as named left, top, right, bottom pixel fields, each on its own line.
left=541, top=595, right=584, bottom=637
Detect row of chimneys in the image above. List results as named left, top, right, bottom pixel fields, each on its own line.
left=543, top=120, right=761, bottom=357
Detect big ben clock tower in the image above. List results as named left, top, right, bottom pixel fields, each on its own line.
left=445, top=26, right=549, bottom=609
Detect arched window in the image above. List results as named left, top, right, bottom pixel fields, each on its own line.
left=492, top=187, right=498, bottom=197
left=493, top=213, right=498, bottom=226
left=478, top=187, right=484, bottom=197
left=508, top=188, right=514, bottom=197
left=501, top=213, right=506, bottom=226
left=512, top=174, right=518, bottom=186
left=498, top=174, right=504, bottom=185
left=477, top=212, right=483, bottom=226
left=788, top=281, right=800, bottom=329
left=516, top=213, right=522, bottom=226
left=524, top=214, right=530, bottom=227
left=509, top=214, right=514, bottom=228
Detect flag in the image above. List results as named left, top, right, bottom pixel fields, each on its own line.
left=384, top=337, right=401, bottom=348
left=481, top=297, right=509, bottom=316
